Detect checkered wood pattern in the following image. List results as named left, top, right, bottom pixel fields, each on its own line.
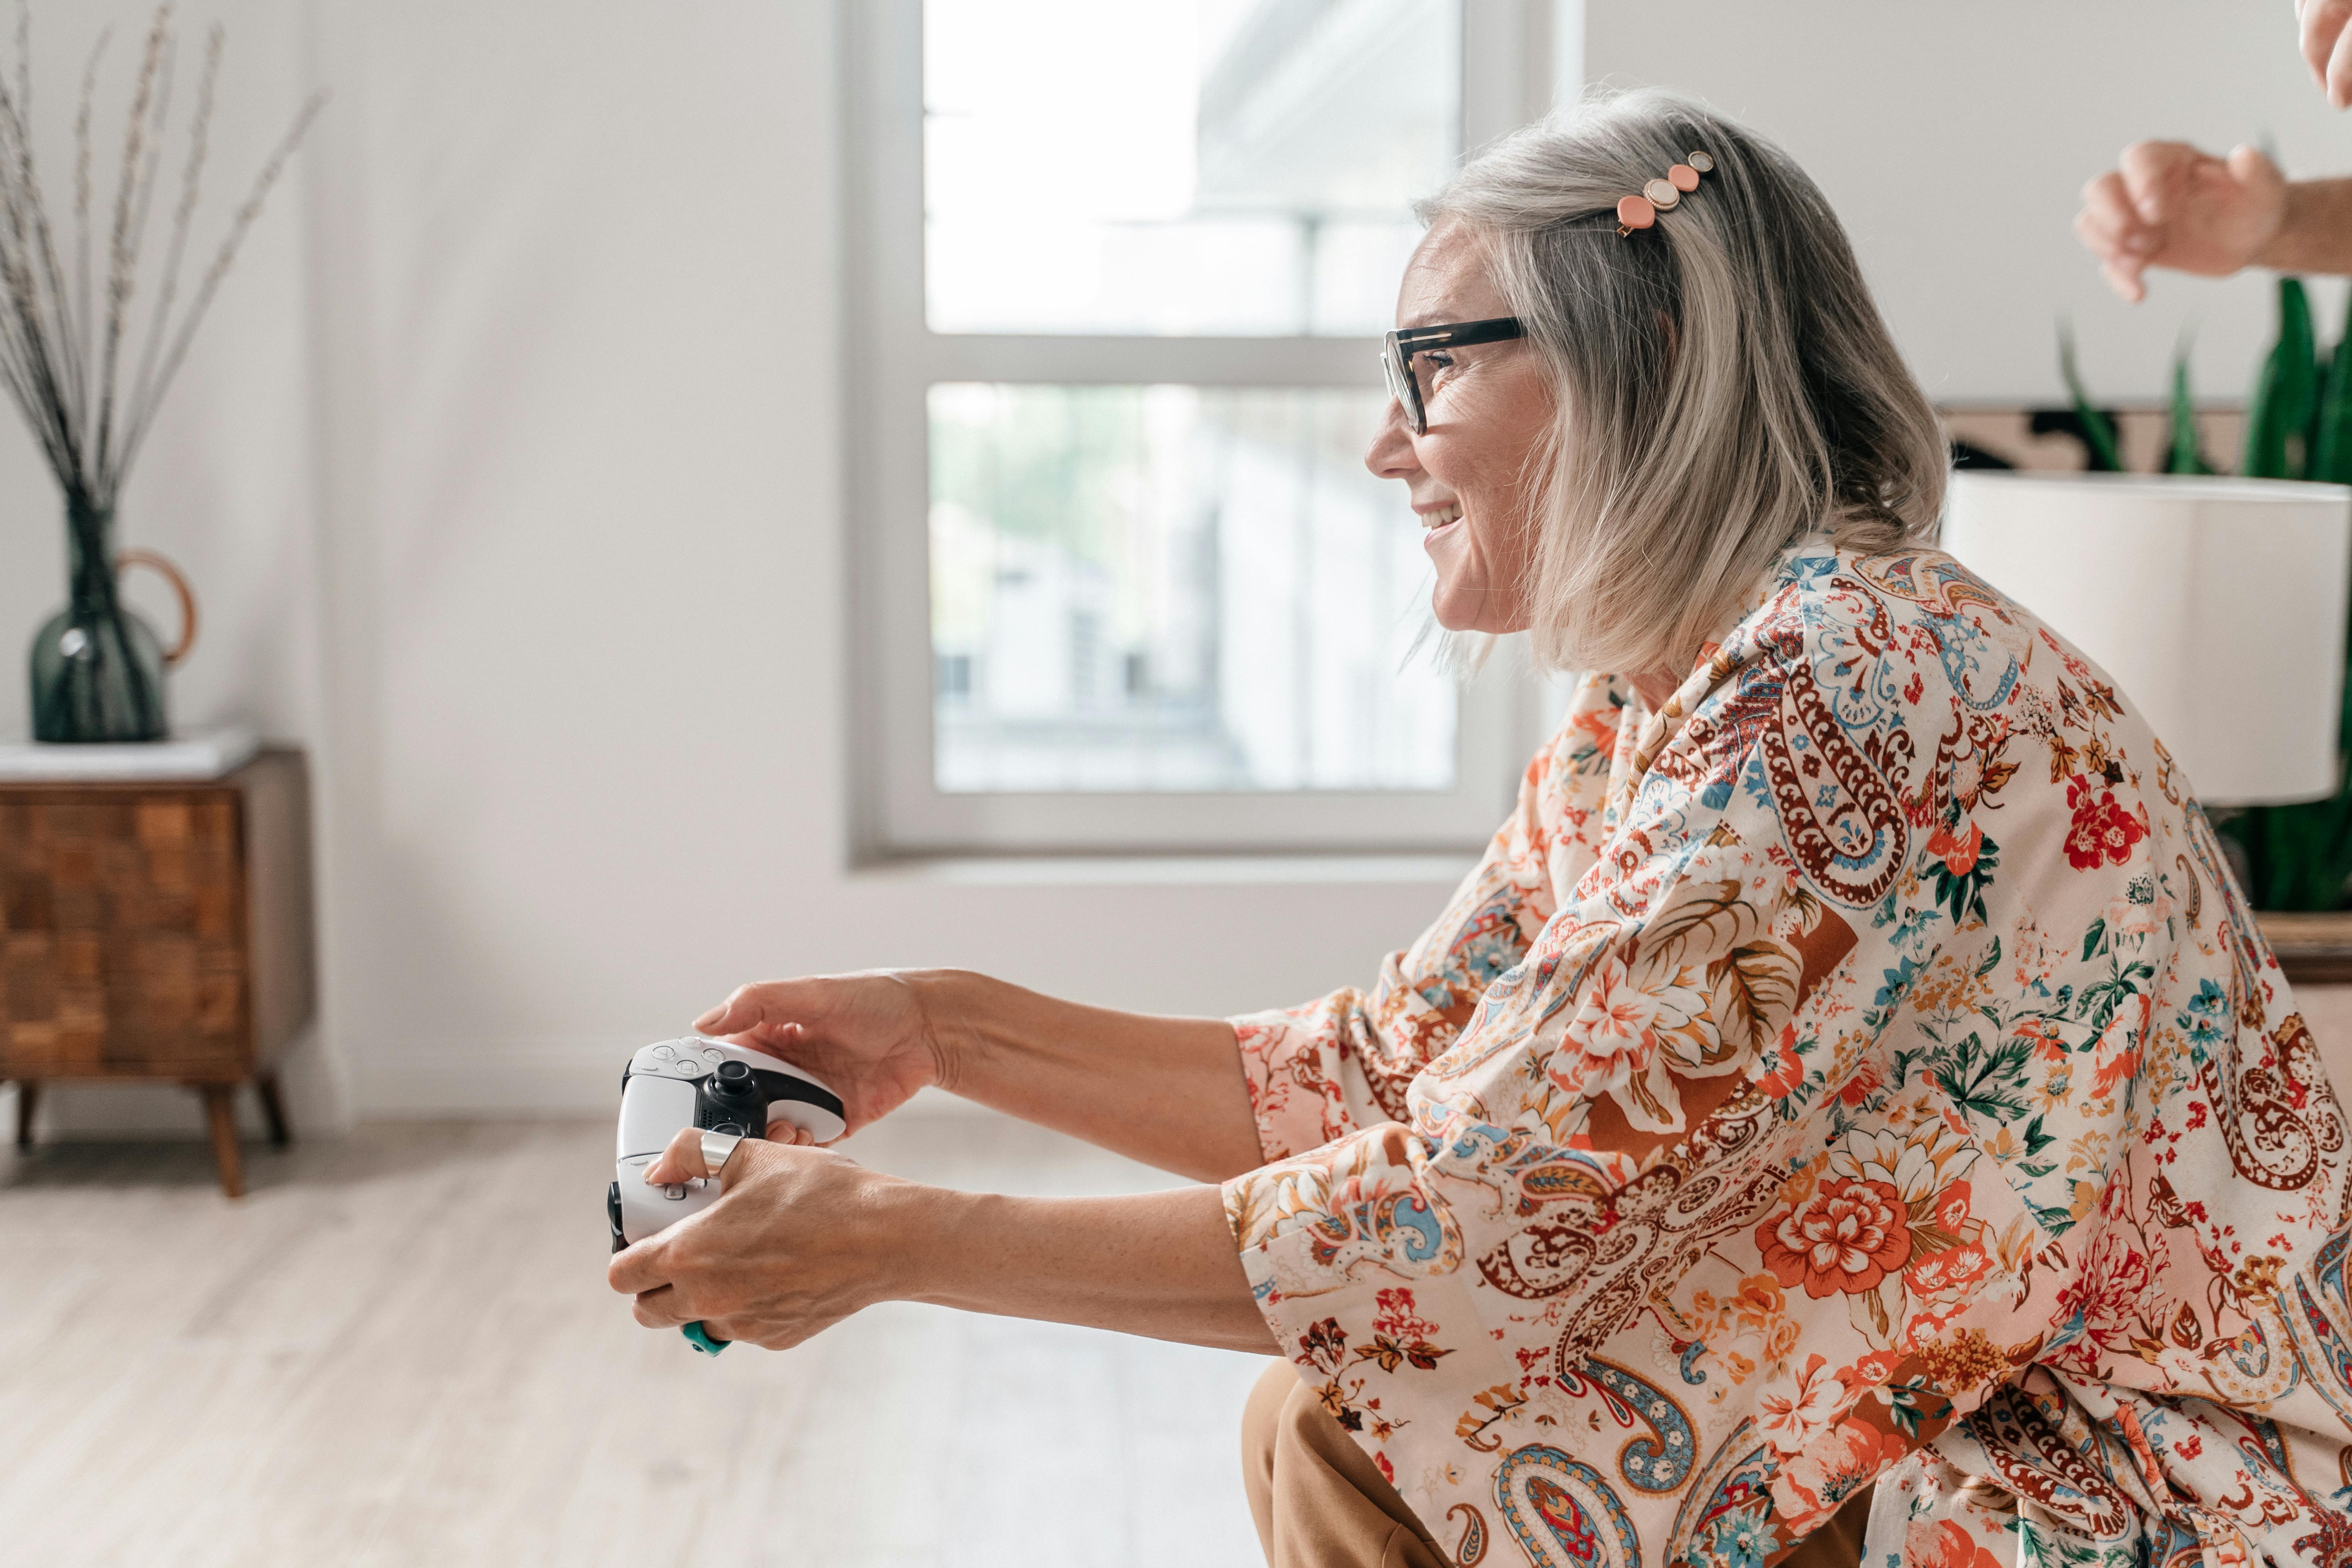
left=0, top=784, right=251, bottom=1078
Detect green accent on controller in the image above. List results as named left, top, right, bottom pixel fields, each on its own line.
left=682, top=1321, right=729, bottom=1356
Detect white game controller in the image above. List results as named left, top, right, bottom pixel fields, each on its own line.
left=608, top=1037, right=846, bottom=1251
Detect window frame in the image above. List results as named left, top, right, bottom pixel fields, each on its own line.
left=845, top=0, right=1559, bottom=857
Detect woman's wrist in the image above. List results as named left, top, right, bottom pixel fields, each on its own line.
left=865, top=1178, right=1275, bottom=1352
left=896, top=967, right=992, bottom=1097
left=863, top=1175, right=976, bottom=1307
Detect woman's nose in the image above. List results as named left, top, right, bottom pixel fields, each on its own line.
left=1365, top=398, right=1419, bottom=480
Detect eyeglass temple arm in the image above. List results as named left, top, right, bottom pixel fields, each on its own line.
left=1394, top=317, right=1525, bottom=350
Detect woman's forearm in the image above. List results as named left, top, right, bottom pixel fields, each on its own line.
left=906, top=970, right=1265, bottom=1183
left=2259, top=177, right=2352, bottom=275
left=884, top=1180, right=1278, bottom=1354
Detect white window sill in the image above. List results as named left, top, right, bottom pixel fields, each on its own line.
left=849, top=851, right=1479, bottom=888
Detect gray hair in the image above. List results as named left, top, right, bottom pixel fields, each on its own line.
left=1423, top=88, right=1946, bottom=676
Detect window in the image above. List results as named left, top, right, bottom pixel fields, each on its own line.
left=849, top=0, right=1558, bottom=855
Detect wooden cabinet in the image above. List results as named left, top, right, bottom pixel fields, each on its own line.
left=0, top=749, right=315, bottom=1195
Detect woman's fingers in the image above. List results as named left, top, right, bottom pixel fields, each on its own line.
left=695, top=986, right=813, bottom=1053
left=693, top=982, right=768, bottom=1035
left=631, top=1284, right=690, bottom=1329
left=643, top=1124, right=728, bottom=1186
left=608, top=1233, right=671, bottom=1297
left=643, top=1121, right=813, bottom=1188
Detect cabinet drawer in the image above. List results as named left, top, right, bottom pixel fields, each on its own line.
left=0, top=790, right=252, bottom=1077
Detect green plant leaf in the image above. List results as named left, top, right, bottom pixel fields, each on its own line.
left=2242, top=276, right=2319, bottom=480
left=2057, top=320, right=2124, bottom=472
left=2315, top=286, right=2352, bottom=483
left=2167, top=341, right=2212, bottom=475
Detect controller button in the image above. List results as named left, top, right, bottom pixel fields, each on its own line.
left=651, top=1045, right=673, bottom=1060
left=662, top=1183, right=688, bottom=1200
left=701, top=1049, right=723, bottom=1064
left=674, top=1059, right=703, bottom=1076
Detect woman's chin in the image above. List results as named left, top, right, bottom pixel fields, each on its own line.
left=1430, top=580, right=1527, bottom=635
left=1429, top=584, right=1489, bottom=633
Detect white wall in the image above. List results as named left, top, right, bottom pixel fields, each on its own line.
left=11, top=0, right=1462, bottom=1136
left=1585, top=0, right=2352, bottom=405
left=8, top=2, right=2345, bottom=1135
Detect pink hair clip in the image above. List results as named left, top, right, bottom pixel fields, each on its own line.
left=1616, top=150, right=1715, bottom=237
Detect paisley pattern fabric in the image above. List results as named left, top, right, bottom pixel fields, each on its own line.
left=1221, top=542, right=2352, bottom=1568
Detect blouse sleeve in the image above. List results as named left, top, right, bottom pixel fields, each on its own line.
left=1235, top=676, right=1630, bottom=1163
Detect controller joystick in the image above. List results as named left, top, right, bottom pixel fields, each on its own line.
left=699, top=1059, right=763, bottom=1136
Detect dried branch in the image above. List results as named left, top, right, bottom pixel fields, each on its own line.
left=72, top=26, right=106, bottom=441
left=92, top=2, right=170, bottom=484
left=118, top=88, right=323, bottom=482
left=125, top=23, right=214, bottom=442
left=0, top=4, right=318, bottom=506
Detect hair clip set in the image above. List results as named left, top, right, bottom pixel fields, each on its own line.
left=1615, top=150, right=1714, bottom=237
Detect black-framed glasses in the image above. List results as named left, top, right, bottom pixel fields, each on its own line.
left=1380, top=317, right=1526, bottom=435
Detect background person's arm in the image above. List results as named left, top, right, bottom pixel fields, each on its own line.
left=2075, top=141, right=2352, bottom=298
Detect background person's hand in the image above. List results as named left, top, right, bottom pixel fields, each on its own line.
left=692, top=970, right=948, bottom=1136
left=2076, top=142, right=2288, bottom=301
left=609, top=1126, right=908, bottom=1350
left=2305, top=0, right=2352, bottom=108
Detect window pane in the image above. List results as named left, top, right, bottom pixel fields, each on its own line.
left=923, top=0, right=1460, bottom=336
left=929, top=385, right=1456, bottom=792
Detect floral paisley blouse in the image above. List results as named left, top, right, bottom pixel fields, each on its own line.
left=1222, top=541, right=2352, bottom=1568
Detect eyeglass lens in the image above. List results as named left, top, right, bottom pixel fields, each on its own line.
left=1382, top=339, right=1426, bottom=434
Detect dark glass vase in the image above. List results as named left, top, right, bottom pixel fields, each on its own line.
left=29, top=498, right=169, bottom=742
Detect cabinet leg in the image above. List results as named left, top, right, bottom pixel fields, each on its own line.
left=200, top=1086, right=244, bottom=1199
left=255, top=1073, right=292, bottom=1148
left=13, top=1081, right=36, bottom=1147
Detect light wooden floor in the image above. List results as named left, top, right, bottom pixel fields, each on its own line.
left=0, top=1115, right=1274, bottom=1568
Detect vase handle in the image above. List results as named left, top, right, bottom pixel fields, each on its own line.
left=114, top=548, right=199, bottom=668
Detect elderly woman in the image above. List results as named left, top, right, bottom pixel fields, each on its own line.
left=611, top=92, right=2352, bottom=1568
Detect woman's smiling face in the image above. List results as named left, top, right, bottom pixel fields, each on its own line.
left=1365, top=219, right=1556, bottom=634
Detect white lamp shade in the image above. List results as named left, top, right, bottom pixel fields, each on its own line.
left=1941, top=471, right=2352, bottom=807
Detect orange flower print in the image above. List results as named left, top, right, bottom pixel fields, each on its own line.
left=2015, top=1016, right=2068, bottom=1067
left=1904, top=1518, right=2006, bottom=1568
left=1768, top=1418, right=1902, bottom=1529
left=1758, top=1022, right=1806, bottom=1099
left=2063, top=774, right=2147, bottom=871
left=1555, top=956, right=1670, bottom=1084
left=1926, top=818, right=1983, bottom=876
left=1545, top=954, right=1703, bottom=1130
left=1755, top=1353, right=1846, bottom=1455
left=1757, top=1176, right=1914, bottom=1298
left=1904, top=1240, right=1991, bottom=1302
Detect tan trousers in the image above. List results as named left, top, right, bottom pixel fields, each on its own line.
left=1240, top=1359, right=1874, bottom=1568
left=1243, top=1358, right=1447, bottom=1568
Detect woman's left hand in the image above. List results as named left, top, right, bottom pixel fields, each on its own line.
left=606, top=1127, right=912, bottom=1350
left=608, top=1128, right=1275, bottom=1357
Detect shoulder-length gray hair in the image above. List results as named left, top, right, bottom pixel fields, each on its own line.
left=1424, top=88, right=1946, bottom=676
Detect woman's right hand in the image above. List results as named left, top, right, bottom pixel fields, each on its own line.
left=692, top=970, right=956, bottom=1138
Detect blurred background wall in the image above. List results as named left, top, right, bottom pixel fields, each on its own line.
left=0, top=0, right=2335, bottom=1137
